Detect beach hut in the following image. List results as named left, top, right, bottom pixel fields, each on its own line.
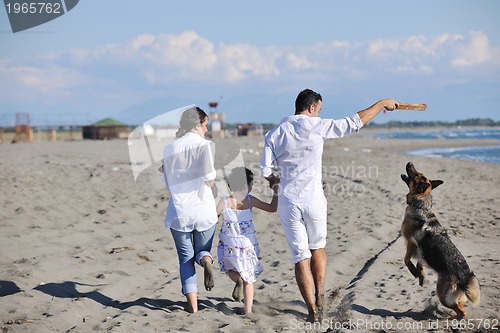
left=82, top=118, right=130, bottom=140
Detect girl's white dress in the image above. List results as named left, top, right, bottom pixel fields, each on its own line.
left=217, top=195, right=263, bottom=283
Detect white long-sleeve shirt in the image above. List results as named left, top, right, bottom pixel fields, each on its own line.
left=163, top=133, right=218, bottom=231
left=259, top=113, right=363, bottom=203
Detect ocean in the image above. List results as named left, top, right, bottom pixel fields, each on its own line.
left=375, top=128, right=500, bottom=164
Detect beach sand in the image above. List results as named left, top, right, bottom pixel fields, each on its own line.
left=1, top=131, right=499, bottom=332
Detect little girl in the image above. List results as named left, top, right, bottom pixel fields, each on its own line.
left=217, top=167, right=278, bottom=314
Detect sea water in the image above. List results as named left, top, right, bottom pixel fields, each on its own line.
left=375, top=128, right=500, bottom=164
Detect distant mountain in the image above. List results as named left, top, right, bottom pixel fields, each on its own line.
left=112, top=82, right=500, bottom=126
left=113, top=93, right=295, bottom=126
left=113, top=97, right=195, bottom=126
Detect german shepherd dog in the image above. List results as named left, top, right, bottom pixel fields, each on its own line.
left=401, top=162, right=480, bottom=318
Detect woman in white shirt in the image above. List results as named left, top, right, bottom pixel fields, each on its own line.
left=162, top=107, right=218, bottom=313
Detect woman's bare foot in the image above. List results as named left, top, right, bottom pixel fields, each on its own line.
left=203, top=261, right=214, bottom=291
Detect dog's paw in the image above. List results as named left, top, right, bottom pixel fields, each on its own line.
left=419, top=276, right=425, bottom=286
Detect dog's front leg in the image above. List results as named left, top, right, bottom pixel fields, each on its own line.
left=404, top=240, right=421, bottom=280
left=416, top=261, right=425, bottom=286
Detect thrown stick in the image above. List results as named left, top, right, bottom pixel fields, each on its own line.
left=396, top=103, right=427, bottom=111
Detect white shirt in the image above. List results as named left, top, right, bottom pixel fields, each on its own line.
left=260, top=113, right=363, bottom=203
left=163, top=133, right=218, bottom=231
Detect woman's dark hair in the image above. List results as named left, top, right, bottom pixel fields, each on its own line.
left=295, top=89, right=322, bottom=114
left=175, top=107, right=208, bottom=138
left=227, top=167, right=254, bottom=192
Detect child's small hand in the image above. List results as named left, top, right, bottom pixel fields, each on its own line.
left=269, top=177, right=280, bottom=190
left=266, top=175, right=280, bottom=188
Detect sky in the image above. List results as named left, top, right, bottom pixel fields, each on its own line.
left=1, top=0, right=499, bottom=126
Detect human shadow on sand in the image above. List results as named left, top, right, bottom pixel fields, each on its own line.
left=33, top=281, right=215, bottom=313
left=351, top=304, right=428, bottom=321
left=0, top=280, right=23, bottom=297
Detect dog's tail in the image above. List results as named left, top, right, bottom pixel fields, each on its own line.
left=465, top=275, right=481, bottom=306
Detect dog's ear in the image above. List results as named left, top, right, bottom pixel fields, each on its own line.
left=431, top=180, right=444, bottom=189
left=419, top=182, right=431, bottom=191
left=401, top=174, right=410, bottom=185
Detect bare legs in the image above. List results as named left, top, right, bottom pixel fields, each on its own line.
left=185, top=292, right=198, bottom=313
left=311, top=248, right=326, bottom=319
left=295, top=260, right=316, bottom=319
left=295, top=248, right=327, bottom=322
left=228, top=270, right=254, bottom=314
left=242, top=282, right=254, bottom=314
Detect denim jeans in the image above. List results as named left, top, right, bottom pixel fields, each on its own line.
left=170, top=224, right=216, bottom=295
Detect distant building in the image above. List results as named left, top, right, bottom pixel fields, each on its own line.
left=209, top=112, right=225, bottom=138
left=82, top=118, right=130, bottom=140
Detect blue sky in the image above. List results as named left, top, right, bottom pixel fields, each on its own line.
left=1, top=0, right=499, bottom=126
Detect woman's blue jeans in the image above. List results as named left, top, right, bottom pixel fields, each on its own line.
left=170, top=224, right=216, bottom=295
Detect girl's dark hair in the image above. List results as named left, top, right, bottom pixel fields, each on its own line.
left=227, top=167, right=253, bottom=192
left=295, top=89, right=322, bottom=114
left=175, top=107, right=208, bottom=138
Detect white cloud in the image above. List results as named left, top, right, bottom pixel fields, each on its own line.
left=122, top=33, right=283, bottom=82
left=286, top=53, right=314, bottom=70
left=363, top=32, right=500, bottom=75
left=392, top=64, right=434, bottom=75
left=67, top=31, right=218, bottom=76
left=368, top=34, right=463, bottom=59
left=0, top=62, right=76, bottom=96
left=2, top=30, right=499, bottom=104
left=0, top=60, right=119, bottom=109
left=149, top=32, right=218, bottom=73
left=218, top=43, right=281, bottom=82
left=70, top=31, right=283, bottom=83
left=57, top=30, right=500, bottom=82
left=451, top=31, right=493, bottom=67
left=130, top=34, right=156, bottom=51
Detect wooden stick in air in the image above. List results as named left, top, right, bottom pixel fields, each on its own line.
left=396, top=103, right=427, bottom=111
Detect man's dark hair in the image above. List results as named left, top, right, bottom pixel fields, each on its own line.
left=295, top=89, right=322, bottom=114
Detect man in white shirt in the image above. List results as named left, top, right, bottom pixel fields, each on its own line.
left=260, top=89, right=398, bottom=322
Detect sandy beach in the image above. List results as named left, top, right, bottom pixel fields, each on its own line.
left=1, top=131, right=499, bottom=333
